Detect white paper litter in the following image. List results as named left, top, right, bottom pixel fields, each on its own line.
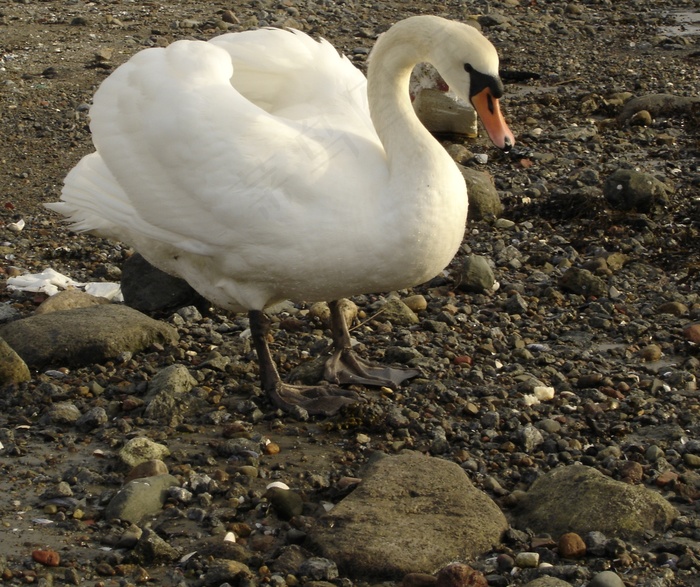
left=6, top=268, right=123, bottom=301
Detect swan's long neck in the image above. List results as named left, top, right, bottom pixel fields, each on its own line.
left=367, top=17, right=443, bottom=166
left=364, top=16, right=468, bottom=287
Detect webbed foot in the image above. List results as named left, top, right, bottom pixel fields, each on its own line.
left=324, top=348, right=420, bottom=389
left=268, top=381, right=361, bottom=417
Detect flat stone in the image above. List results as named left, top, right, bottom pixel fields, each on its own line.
left=203, top=559, right=254, bottom=587
left=308, top=452, right=507, bottom=578
left=0, top=304, right=178, bottom=368
left=513, top=465, right=678, bottom=539
left=657, top=301, right=688, bottom=316
left=412, top=87, right=478, bottom=137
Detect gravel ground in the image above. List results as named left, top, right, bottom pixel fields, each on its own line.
left=1, top=0, right=700, bottom=586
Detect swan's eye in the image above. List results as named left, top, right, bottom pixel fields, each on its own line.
left=468, top=67, right=505, bottom=100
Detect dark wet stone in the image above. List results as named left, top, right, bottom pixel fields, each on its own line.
left=121, top=252, right=210, bottom=315
left=602, top=168, right=670, bottom=213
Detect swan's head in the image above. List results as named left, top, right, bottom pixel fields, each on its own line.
left=432, top=21, right=515, bottom=151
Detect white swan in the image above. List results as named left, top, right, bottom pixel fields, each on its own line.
left=47, top=16, right=514, bottom=417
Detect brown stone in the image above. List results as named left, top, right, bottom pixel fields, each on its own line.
left=683, top=324, right=700, bottom=344
left=263, top=441, right=281, bottom=455
left=126, top=459, right=169, bottom=482
left=558, top=532, right=586, bottom=558
left=619, top=461, right=644, bottom=484
left=655, top=470, right=679, bottom=487
left=436, top=563, right=487, bottom=587
left=32, top=550, right=60, bottom=567
left=639, top=344, right=662, bottom=362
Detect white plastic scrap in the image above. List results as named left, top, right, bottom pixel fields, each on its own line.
left=7, top=219, right=25, bottom=233
left=266, top=481, right=290, bottom=491
left=533, top=386, right=555, bottom=401
left=6, top=268, right=123, bottom=301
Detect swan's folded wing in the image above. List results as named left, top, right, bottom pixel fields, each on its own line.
left=209, top=28, right=372, bottom=131
left=73, top=32, right=386, bottom=252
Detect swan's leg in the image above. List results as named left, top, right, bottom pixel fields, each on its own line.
left=324, top=300, right=421, bottom=389
left=248, top=310, right=359, bottom=417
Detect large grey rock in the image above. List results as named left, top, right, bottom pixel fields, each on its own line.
left=413, top=88, right=478, bottom=137
left=512, top=465, right=678, bottom=539
left=104, top=474, right=180, bottom=523
left=617, top=93, right=700, bottom=124
left=0, top=304, right=178, bottom=368
left=308, top=452, right=507, bottom=578
left=460, top=166, right=504, bottom=221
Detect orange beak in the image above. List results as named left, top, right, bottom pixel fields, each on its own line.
left=471, top=87, right=515, bottom=151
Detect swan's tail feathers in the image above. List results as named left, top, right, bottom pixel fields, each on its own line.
left=46, top=153, right=132, bottom=237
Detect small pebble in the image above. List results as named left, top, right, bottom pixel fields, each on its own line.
left=514, top=552, right=539, bottom=568
left=639, top=344, right=662, bottom=362
left=435, top=563, right=487, bottom=587
left=588, top=570, right=625, bottom=587
left=403, top=294, right=428, bottom=312
left=629, top=110, right=652, bottom=126
left=264, top=441, right=281, bottom=455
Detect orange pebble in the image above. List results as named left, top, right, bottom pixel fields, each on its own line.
left=264, top=442, right=281, bottom=455
left=32, top=549, right=60, bottom=567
